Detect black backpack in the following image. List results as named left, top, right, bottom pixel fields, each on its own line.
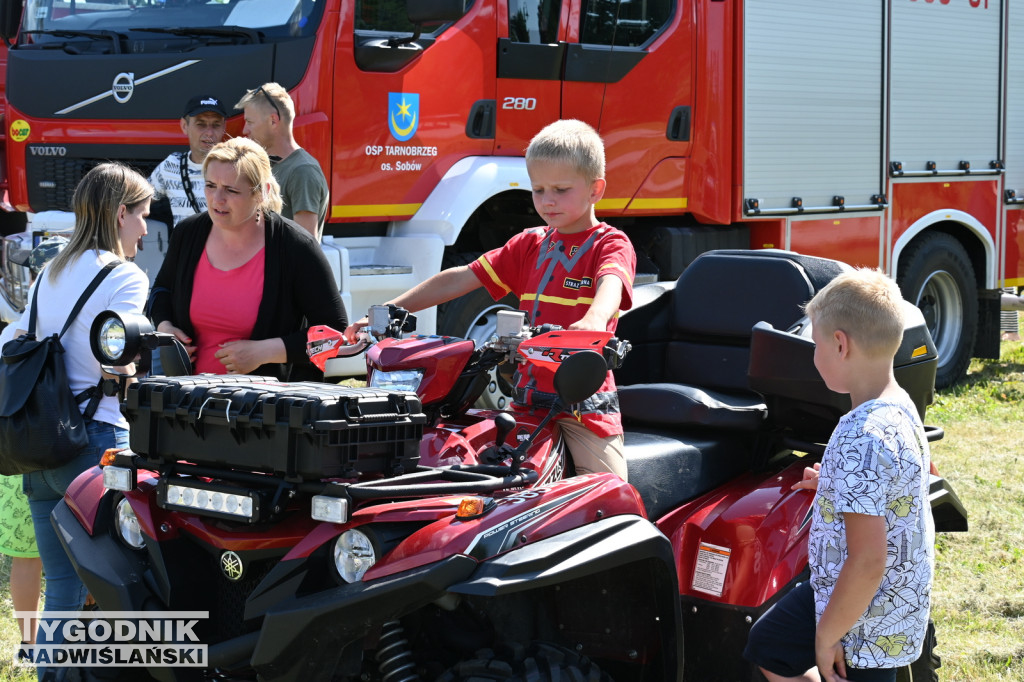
left=0, top=261, right=119, bottom=475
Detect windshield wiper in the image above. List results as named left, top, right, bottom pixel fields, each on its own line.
left=21, top=29, right=126, bottom=53
left=135, top=26, right=262, bottom=44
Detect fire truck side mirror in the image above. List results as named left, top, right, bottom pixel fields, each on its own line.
left=0, top=0, right=21, bottom=43
left=408, top=0, right=466, bottom=25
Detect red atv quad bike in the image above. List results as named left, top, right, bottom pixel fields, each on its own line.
left=54, top=249, right=966, bottom=682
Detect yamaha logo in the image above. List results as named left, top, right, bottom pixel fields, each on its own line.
left=220, top=551, right=243, bottom=581
left=112, top=72, right=135, bottom=103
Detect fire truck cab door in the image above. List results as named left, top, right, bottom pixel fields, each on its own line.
left=496, top=1, right=570, bottom=157
left=562, top=0, right=692, bottom=214
left=333, top=2, right=497, bottom=221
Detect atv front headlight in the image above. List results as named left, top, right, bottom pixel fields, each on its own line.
left=334, top=529, right=376, bottom=583
left=368, top=368, right=424, bottom=393
left=115, top=498, right=146, bottom=550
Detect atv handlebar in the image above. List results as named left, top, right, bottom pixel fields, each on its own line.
left=307, top=305, right=419, bottom=371
left=307, top=305, right=631, bottom=378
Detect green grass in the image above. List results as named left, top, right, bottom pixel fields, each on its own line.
left=1, top=343, right=1022, bottom=680
left=0, top=556, right=32, bottom=681
left=926, top=340, right=1024, bottom=681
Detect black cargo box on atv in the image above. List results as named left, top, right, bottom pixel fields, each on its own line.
left=123, top=375, right=426, bottom=479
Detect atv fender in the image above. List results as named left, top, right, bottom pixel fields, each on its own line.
left=52, top=497, right=166, bottom=614
left=449, top=514, right=683, bottom=682
left=449, top=514, right=674, bottom=595
left=251, top=555, right=478, bottom=680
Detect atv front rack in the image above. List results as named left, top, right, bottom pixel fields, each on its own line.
left=103, top=449, right=537, bottom=525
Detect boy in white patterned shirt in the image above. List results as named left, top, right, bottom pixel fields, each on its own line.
left=744, top=269, right=934, bottom=682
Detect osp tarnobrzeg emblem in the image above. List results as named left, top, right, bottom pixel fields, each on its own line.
left=388, top=92, right=419, bottom=141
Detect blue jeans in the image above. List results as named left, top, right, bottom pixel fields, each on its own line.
left=23, top=419, right=128, bottom=681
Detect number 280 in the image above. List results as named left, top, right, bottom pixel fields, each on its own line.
left=502, top=97, right=537, bottom=110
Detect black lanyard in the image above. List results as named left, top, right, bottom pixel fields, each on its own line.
left=178, top=152, right=201, bottom=214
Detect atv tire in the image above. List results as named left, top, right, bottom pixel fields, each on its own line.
left=896, top=619, right=940, bottom=682
left=437, top=642, right=612, bottom=682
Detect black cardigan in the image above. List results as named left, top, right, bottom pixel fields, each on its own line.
left=148, top=211, right=347, bottom=380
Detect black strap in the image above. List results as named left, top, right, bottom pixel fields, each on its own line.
left=27, top=260, right=121, bottom=338
left=58, top=260, right=122, bottom=339
left=26, top=275, right=40, bottom=340
left=26, top=259, right=121, bottom=420
left=76, top=381, right=109, bottom=420
left=179, top=151, right=202, bottom=214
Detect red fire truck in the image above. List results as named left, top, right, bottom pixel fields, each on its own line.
left=0, top=0, right=1020, bottom=390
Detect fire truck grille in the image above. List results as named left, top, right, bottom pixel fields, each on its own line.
left=24, top=144, right=172, bottom=212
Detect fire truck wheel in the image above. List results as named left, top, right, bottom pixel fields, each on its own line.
left=438, top=253, right=519, bottom=410
left=897, top=233, right=977, bottom=389
left=437, top=641, right=612, bottom=682
left=896, top=619, right=940, bottom=682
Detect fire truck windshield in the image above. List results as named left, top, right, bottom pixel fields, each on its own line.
left=20, top=0, right=322, bottom=45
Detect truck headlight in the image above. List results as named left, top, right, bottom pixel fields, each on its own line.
left=334, top=529, right=376, bottom=583
left=1, top=235, right=32, bottom=312
left=368, top=368, right=424, bottom=392
left=115, top=498, right=146, bottom=550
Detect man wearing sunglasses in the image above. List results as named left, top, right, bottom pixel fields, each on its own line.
left=235, top=82, right=329, bottom=240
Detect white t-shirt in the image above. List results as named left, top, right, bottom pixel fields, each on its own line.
left=21, top=251, right=149, bottom=429
left=808, top=392, right=935, bottom=669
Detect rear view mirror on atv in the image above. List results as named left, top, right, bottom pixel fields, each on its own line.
left=553, top=350, right=608, bottom=405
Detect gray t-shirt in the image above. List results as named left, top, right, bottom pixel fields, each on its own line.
left=273, top=148, right=328, bottom=239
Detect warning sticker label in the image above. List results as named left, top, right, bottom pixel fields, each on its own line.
left=691, top=542, right=731, bottom=597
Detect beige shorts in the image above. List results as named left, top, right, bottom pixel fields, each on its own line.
left=556, top=417, right=627, bottom=482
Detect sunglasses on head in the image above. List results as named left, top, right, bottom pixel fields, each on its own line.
left=256, top=86, right=281, bottom=120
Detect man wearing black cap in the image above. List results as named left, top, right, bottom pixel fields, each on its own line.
left=148, top=94, right=228, bottom=230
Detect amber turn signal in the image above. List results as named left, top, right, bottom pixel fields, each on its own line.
left=100, top=448, right=126, bottom=467
left=456, top=497, right=495, bottom=520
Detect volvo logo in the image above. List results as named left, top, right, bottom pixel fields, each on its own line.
left=112, top=72, right=135, bottom=104
left=29, top=146, right=67, bottom=157
left=56, top=60, right=199, bottom=115
left=220, top=551, right=243, bottom=581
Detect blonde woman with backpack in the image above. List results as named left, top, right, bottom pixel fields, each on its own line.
left=13, top=163, right=151, bottom=680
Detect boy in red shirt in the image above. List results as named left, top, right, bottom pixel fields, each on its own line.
left=347, top=119, right=636, bottom=480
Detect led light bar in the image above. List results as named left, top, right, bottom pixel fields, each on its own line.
left=158, top=480, right=260, bottom=522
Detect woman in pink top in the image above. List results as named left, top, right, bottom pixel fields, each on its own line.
left=149, top=137, right=346, bottom=381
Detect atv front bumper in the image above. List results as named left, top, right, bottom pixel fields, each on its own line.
left=52, top=498, right=477, bottom=680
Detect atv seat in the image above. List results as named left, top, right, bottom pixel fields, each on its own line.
left=615, top=250, right=850, bottom=519
left=615, top=250, right=846, bottom=431
left=624, top=428, right=755, bottom=520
